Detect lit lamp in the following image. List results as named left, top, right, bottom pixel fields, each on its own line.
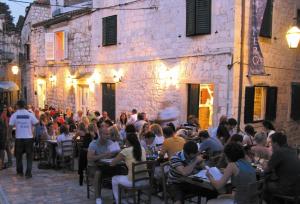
left=11, top=65, right=19, bottom=75
left=286, top=26, right=300, bottom=49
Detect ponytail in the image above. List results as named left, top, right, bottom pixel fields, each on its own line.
left=126, top=133, right=142, bottom=161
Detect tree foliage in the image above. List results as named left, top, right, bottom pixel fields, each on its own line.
left=0, top=2, right=16, bottom=32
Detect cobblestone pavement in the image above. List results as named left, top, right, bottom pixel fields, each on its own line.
left=0, top=160, right=112, bottom=204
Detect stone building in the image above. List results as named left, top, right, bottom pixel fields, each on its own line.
left=22, top=0, right=300, bottom=142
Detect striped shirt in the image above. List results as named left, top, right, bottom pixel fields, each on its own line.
left=167, top=151, right=195, bottom=184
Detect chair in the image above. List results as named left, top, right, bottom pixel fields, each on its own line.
left=247, top=179, right=265, bottom=204
left=57, top=140, right=74, bottom=171
left=118, top=160, right=155, bottom=204
left=86, top=165, right=95, bottom=199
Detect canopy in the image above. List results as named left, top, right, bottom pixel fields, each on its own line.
left=0, top=81, right=20, bottom=91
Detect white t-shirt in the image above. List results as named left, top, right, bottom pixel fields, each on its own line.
left=9, top=109, right=39, bottom=139
left=127, top=114, right=137, bottom=125
left=154, top=135, right=165, bottom=146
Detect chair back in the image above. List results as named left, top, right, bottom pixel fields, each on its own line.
left=132, top=160, right=155, bottom=188
left=160, top=161, right=170, bottom=204
left=61, top=140, right=74, bottom=157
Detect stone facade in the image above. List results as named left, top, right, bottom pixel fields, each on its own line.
left=22, top=0, right=300, bottom=142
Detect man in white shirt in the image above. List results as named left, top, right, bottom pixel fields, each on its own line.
left=9, top=100, right=38, bottom=178
left=127, top=109, right=138, bottom=125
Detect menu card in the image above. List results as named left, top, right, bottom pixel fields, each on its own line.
left=193, top=167, right=223, bottom=182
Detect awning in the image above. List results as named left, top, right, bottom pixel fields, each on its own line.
left=0, top=81, right=20, bottom=91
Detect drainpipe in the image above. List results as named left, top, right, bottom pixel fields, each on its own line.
left=237, top=0, right=246, bottom=131
left=226, top=55, right=233, bottom=117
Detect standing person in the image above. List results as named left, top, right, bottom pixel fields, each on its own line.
left=243, top=125, right=255, bottom=146
left=74, top=110, right=84, bottom=124
left=127, top=109, right=138, bottom=125
left=9, top=100, right=38, bottom=178
left=0, top=105, right=7, bottom=170
left=262, top=120, right=275, bottom=146
left=134, top=112, right=147, bottom=133
left=117, top=112, right=127, bottom=141
left=227, top=118, right=238, bottom=136
left=98, top=111, right=110, bottom=124
left=1, top=105, right=12, bottom=167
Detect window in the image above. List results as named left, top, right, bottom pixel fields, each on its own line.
left=291, top=83, right=300, bottom=120
left=244, top=86, right=277, bottom=123
left=260, top=0, right=273, bottom=38
left=102, top=15, right=117, bottom=46
left=25, top=44, right=30, bottom=61
left=45, top=31, right=68, bottom=61
left=186, top=0, right=211, bottom=36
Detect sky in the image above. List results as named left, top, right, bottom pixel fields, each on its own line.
left=1, top=0, right=34, bottom=23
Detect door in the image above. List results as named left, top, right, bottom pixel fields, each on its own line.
left=37, top=79, right=46, bottom=109
left=78, top=85, right=89, bottom=115
left=102, top=83, right=116, bottom=122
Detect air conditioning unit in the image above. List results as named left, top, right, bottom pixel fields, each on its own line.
left=52, top=8, right=61, bottom=16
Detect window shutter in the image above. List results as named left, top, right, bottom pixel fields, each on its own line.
left=297, top=9, right=300, bottom=27
left=64, top=31, right=68, bottom=59
left=187, top=84, right=200, bottom=118
left=244, top=87, right=255, bottom=124
left=195, top=0, right=211, bottom=35
left=45, top=33, right=55, bottom=60
left=186, top=0, right=196, bottom=36
left=265, top=86, right=277, bottom=121
left=103, top=15, right=117, bottom=46
left=291, top=84, right=300, bottom=121
left=260, top=0, right=273, bottom=38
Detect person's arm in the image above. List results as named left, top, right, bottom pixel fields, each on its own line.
left=159, top=141, right=168, bottom=158
left=87, top=149, right=114, bottom=162
left=207, top=163, right=234, bottom=189
left=175, top=155, right=203, bottom=176
left=111, top=153, right=125, bottom=166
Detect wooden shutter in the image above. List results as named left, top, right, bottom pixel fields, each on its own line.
left=265, top=86, right=277, bottom=121
left=64, top=31, right=68, bottom=59
left=244, top=87, right=255, bottom=124
left=186, top=0, right=196, bottom=36
left=187, top=84, right=200, bottom=118
left=102, top=83, right=116, bottom=121
left=45, top=33, right=55, bottom=60
left=260, top=0, right=273, bottom=38
left=195, top=0, right=211, bottom=35
left=291, top=84, right=300, bottom=121
left=102, top=15, right=117, bottom=46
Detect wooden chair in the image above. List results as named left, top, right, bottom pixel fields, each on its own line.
left=57, top=140, right=74, bottom=171
left=118, top=160, right=155, bottom=204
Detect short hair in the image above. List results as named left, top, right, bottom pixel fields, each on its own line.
left=103, top=119, right=113, bottom=127
left=229, top=134, right=243, bottom=143
left=224, top=143, right=245, bottom=162
left=183, top=141, right=198, bottom=155
left=166, top=122, right=176, bottom=132
left=271, top=132, right=287, bottom=147
left=254, top=132, right=267, bottom=144
left=144, top=131, right=155, bottom=139
left=163, top=127, right=175, bottom=138
left=137, top=113, right=144, bottom=120
left=17, top=100, right=26, bottom=108
left=125, top=124, right=136, bottom=133
left=60, top=124, right=69, bottom=135
left=228, top=118, right=237, bottom=126
left=94, top=111, right=100, bottom=117
left=263, top=120, right=275, bottom=130
left=198, top=130, right=210, bottom=139
left=132, top=109, right=137, bottom=114
left=245, top=125, right=256, bottom=136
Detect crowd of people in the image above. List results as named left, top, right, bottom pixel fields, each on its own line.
left=0, top=100, right=300, bottom=204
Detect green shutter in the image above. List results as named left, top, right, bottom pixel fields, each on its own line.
left=103, top=15, right=117, bottom=46
left=260, top=0, right=273, bottom=38
left=265, top=87, right=277, bottom=121
left=291, top=84, right=300, bottom=121
left=195, top=0, right=211, bottom=35
left=244, top=87, right=255, bottom=124
left=186, top=0, right=196, bottom=36
left=187, top=84, right=200, bottom=118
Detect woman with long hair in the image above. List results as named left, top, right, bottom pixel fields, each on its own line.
left=111, top=133, right=146, bottom=204
left=150, top=123, right=164, bottom=146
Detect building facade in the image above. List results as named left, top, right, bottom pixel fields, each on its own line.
left=22, top=0, right=300, bottom=142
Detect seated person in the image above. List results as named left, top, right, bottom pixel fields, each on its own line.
left=108, top=125, right=121, bottom=152
left=160, top=127, right=186, bottom=159
left=207, top=143, right=257, bottom=204
left=243, top=125, right=255, bottom=145
left=141, top=131, right=157, bottom=151
left=199, top=130, right=223, bottom=155
left=111, top=133, right=147, bottom=204
left=168, top=141, right=218, bottom=204
left=56, top=125, right=73, bottom=156
left=150, top=123, right=165, bottom=147
left=263, top=132, right=300, bottom=204
left=250, top=132, right=272, bottom=164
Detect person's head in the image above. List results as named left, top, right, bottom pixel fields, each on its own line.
left=60, top=124, right=69, bottom=135
left=66, top=107, right=72, bottom=116
left=150, top=124, right=163, bottom=136
left=137, top=113, right=144, bottom=121
left=131, top=109, right=137, bottom=114
left=166, top=122, right=176, bottom=132
left=78, top=122, right=86, bottom=132
left=39, top=114, right=47, bottom=124
left=120, top=112, right=127, bottom=122
left=227, top=118, right=237, bottom=130
left=94, top=111, right=100, bottom=117
left=16, top=100, right=26, bottom=109
left=219, top=115, right=228, bottom=124
left=102, top=111, right=108, bottom=118
left=88, top=124, right=96, bottom=134
left=109, top=125, right=120, bottom=141
left=229, top=134, right=243, bottom=144
left=199, top=130, right=210, bottom=141
left=271, top=132, right=287, bottom=151
left=254, top=132, right=267, bottom=146
left=82, top=116, right=90, bottom=127
left=163, top=126, right=175, bottom=139
left=262, top=120, right=275, bottom=131
left=125, top=124, right=136, bottom=134
left=126, top=133, right=142, bottom=161
left=183, top=141, right=199, bottom=160
left=144, top=131, right=155, bottom=145
left=77, top=110, right=83, bottom=117
left=245, top=125, right=256, bottom=136
left=47, top=122, right=54, bottom=132
left=224, top=143, right=245, bottom=162
left=217, top=125, right=230, bottom=144
left=187, top=115, right=196, bottom=124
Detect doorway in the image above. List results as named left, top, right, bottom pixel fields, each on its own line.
left=102, top=83, right=116, bottom=122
